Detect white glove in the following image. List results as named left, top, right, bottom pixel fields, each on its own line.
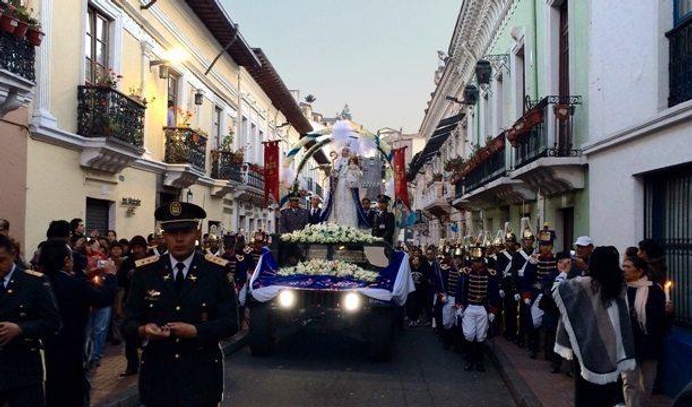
left=524, top=298, right=531, bottom=305
left=488, top=313, right=496, bottom=323
left=455, top=307, right=464, bottom=318
left=499, top=289, right=505, bottom=298
left=514, top=293, right=521, bottom=302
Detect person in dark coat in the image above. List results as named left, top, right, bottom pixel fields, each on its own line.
left=361, top=197, right=375, bottom=227
left=0, top=235, right=61, bottom=407
left=622, top=256, right=667, bottom=407
left=116, top=235, right=149, bottom=376
left=307, top=195, right=322, bottom=225
left=371, top=195, right=395, bottom=245
left=123, top=202, right=239, bottom=407
left=279, top=194, right=309, bottom=233
left=40, top=238, right=117, bottom=407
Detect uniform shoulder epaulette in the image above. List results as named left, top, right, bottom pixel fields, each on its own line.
left=24, top=269, right=45, bottom=278
left=488, top=268, right=497, bottom=276
left=205, top=253, right=229, bottom=267
left=462, top=267, right=471, bottom=274
left=135, top=255, right=159, bottom=268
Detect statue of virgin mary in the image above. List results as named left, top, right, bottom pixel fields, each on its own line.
left=325, top=146, right=362, bottom=228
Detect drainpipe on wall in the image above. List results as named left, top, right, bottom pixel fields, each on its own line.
left=532, top=0, right=539, bottom=100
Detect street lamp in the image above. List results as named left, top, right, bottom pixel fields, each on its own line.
left=475, top=60, right=492, bottom=85
left=445, top=84, right=479, bottom=106
left=186, top=189, right=193, bottom=203
left=194, top=89, right=205, bottom=105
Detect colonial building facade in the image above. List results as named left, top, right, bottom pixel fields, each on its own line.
left=584, top=1, right=692, bottom=396
left=1, top=0, right=321, bottom=253
left=410, top=0, right=589, bottom=252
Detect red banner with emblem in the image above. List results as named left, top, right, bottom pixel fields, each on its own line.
left=392, top=147, right=410, bottom=208
left=263, top=141, right=280, bottom=207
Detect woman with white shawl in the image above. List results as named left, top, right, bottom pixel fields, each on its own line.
left=621, top=256, right=667, bottom=407
left=552, top=246, right=636, bottom=406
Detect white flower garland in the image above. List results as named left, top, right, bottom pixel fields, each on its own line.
left=280, top=223, right=381, bottom=244
left=277, top=258, right=379, bottom=283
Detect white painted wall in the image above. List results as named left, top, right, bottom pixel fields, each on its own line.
left=588, top=0, right=674, bottom=141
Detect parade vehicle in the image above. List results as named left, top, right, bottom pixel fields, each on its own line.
left=247, top=224, right=413, bottom=361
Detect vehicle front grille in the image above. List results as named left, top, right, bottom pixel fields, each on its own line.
left=301, top=290, right=341, bottom=309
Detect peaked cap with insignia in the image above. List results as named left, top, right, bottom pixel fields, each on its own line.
left=155, top=201, right=206, bottom=231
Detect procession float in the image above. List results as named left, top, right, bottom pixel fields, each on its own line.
left=247, top=120, right=413, bottom=361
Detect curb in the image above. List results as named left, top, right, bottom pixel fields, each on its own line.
left=99, top=329, right=248, bottom=407
left=486, top=339, right=542, bottom=407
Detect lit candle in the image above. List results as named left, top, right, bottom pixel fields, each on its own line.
left=664, top=281, right=673, bottom=303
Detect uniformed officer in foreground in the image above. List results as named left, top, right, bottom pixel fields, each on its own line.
left=0, top=234, right=61, bottom=406
left=123, top=202, right=239, bottom=407
left=279, top=192, right=309, bottom=233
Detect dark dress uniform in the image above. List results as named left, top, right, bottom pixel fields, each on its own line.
left=279, top=207, right=309, bottom=233
left=123, top=253, right=239, bottom=407
left=307, top=207, right=322, bottom=225
left=0, top=267, right=61, bottom=407
left=371, top=210, right=395, bottom=245
left=521, top=253, right=557, bottom=357
left=45, top=270, right=117, bottom=407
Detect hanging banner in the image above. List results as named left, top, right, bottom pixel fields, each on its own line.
left=392, top=147, right=410, bottom=208
left=263, top=141, right=280, bottom=207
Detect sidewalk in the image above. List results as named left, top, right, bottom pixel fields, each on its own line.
left=488, top=336, right=674, bottom=407
left=90, top=327, right=248, bottom=407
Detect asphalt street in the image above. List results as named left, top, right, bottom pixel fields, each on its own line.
left=220, top=328, right=515, bottom=407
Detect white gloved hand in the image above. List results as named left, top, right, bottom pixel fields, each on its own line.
left=524, top=298, right=531, bottom=305
left=499, top=289, right=505, bottom=298
left=488, top=313, right=496, bottom=323
left=455, top=307, right=464, bottom=319
left=514, top=293, right=521, bottom=302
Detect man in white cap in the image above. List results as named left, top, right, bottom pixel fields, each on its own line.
left=570, top=236, right=594, bottom=278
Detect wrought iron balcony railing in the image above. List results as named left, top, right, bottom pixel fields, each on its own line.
left=211, top=150, right=243, bottom=183
left=513, top=95, right=582, bottom=170
left=667, top=17, right=692, bottom=107
left=0, top=31, right=35, bottom=82
left=244, top=164, right=265, bottom=191
left=463, top=147, right=506, bottom=194
left=164, top=127, right=207, bottom=172
left=77, top=86, right=146, bottom=147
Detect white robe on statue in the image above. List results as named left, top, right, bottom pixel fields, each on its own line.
left=327, top=158, right=360, bottom=228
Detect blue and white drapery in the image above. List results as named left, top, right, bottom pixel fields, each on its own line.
left=249, top=247, right=414, bottom=305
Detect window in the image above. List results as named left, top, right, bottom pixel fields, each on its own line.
left=559, top=1, right=569, bottom=96
left=675, top=0, right=692, bottom=24
left=240, top=116, right=248, bottom=151
left=494, top=74, right=504, bottom=133
left=167, top=73, right=179, bottom=127
left=213, top=106, right=223, bottom=148
left=85, top=7, right=110, bottom=84
left=259, top=130, right=265, bottom=163
left=644, top=163, right=692, bottom=327
left=517, top=46, right=526, bottom=112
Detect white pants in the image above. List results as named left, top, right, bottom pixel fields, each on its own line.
left=622, top=359, right=658, bottom=407
left=441, top=296, right=456, bottom=329
left=462, top=305, right=489, bottom=342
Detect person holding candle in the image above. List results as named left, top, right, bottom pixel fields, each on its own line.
left=621, top=256, right=667, bottom=407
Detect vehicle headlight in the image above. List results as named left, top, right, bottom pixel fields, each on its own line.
left=342, top=292, right=361, bottom=312
left=278, top=290, right=296, bottom=308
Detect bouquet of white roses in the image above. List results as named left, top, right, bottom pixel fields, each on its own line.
left=277, top=258, right=380, bottom=283
left=280, top=223, right=382, bottom=244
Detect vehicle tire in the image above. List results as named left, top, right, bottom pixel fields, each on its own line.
left=368, top=309, right=394, bottom=362
left=249, top=302, right=275, bottom=357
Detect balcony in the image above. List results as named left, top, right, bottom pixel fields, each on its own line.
left=0, top=31, right=35, bottom=117
left=234, top=163, right=265, bottom=204
left=509, top=95, right=586, bottom=196
left=667, top=17, right=692, bottom=107
left=421, top=180, right=453, bottom=217
left=210, top=150, right=243, bottom=197
left=76, top=86, right=146, bottom=173
left=452, top=139, right=533, bottom=210
left=163, top=127, right=207, bottom=188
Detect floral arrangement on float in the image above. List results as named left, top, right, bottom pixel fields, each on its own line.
left=280, top=223, right=382, bottom=244
left=277, top=258, right=379, bottom=283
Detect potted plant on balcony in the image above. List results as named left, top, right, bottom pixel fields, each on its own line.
left=128, top=87, right=154, bottom=106
left=93, top=64, right=122, bottom=89
left=26, top=21, right=43, bottom=46
left=0, top=3, right=19, bottom=34
left=176, top=108, right=193, bottom=128
left=229, top=147, right=245, bottom=164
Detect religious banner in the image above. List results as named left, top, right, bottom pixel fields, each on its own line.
left=392, top=147, right=410, bottom=208
left=263, top=141, right=280, bottom=207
